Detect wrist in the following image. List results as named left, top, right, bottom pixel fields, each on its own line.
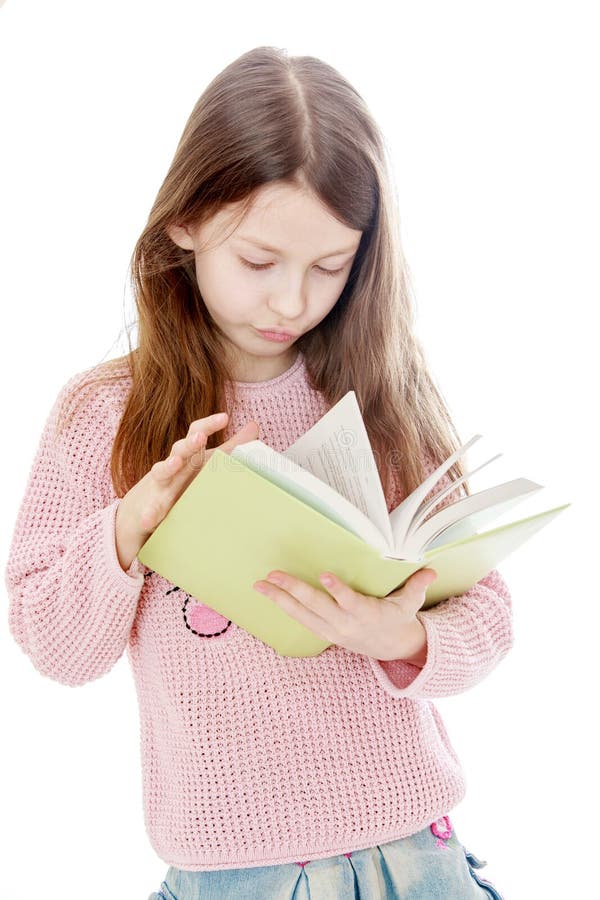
left=399, top=617, right=428, bottom=668
left=115, top=499, right=143, bottom=573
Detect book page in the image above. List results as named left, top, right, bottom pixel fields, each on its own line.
left=408, top=478, right=545, bottom=558
left=231, top=440, right=391, bottom=555
left=424, top=482, right=545, bottom=551
left=409, top=452, right=503, bottom=532
left=388, top=434, right=485, bottom=550
left=283, top=391, right=394, bottom=550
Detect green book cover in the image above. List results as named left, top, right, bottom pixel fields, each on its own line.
left=137, top=392, right=570, bottom=657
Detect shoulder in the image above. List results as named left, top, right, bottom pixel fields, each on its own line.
left=55, top=357, right=133, bottom=434
left=51, top=357, right=133, bottom=492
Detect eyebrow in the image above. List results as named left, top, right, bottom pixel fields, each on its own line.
left=235, top=234, right=359, bottom=258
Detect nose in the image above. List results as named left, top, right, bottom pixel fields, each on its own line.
left=266, top=274, right=307, bottom=320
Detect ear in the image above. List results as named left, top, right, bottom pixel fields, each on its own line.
left=166, top=222, right=196, bottom=250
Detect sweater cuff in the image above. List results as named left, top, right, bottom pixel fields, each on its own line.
left=367, top=610, right=440, bottom=698
left=102, top=498, right=146, bottom=589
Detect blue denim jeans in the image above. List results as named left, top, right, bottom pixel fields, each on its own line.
left=147, top=815, right=504, bottom=899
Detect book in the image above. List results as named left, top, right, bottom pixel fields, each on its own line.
left=137, top=391, right=570, bottom=657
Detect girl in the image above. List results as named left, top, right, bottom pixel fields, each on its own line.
left=5, top=46, right=511, bottom=899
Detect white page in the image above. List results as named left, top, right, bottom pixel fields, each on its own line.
left=283, top=391, right=394, bottom=549
left=409, top=452, right=504, bottom=532
left=231, top=440, right=391, bottom=555
left=407, top=478, right=545, bottom=558
left=388, top=434, right=484, bottom=548
left=425, top=484, right=545, bottom=551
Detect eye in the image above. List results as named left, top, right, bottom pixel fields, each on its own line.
left=239, top=258, right=345, bottom=277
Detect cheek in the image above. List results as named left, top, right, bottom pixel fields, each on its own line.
left=197, top=266, right=258, bottom=324
left=314, top=286, right=345, bottom=320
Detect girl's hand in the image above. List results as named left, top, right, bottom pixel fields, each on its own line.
left=115, top=413, right=260, bottom=571
left=253, top=567, right=438, bottom=661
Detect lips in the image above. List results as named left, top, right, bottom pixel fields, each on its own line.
left=257, top=328, right=298, bottom=337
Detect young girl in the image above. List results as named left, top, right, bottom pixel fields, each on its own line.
left=5, top=46, right=511, bottom=900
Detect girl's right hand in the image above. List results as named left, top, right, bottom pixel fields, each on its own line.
left=115, top=412, right=259, bottom=571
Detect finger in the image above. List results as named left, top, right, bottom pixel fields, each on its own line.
left=150, top=413, right=226, bottom=484
left=162, top=413, right=240, bottom=475
left=148, top=432, right=206, bottom=484
left=254, top=576, right=337, bottom=643
left=315, top=571, right=386, bottom=637
left=316, top=571, right=371, bottom=616
left=171, top=412, right=229, bottom=457
left=159, top=419, right=260, bottom=484
left=215, top=420, right=260, bottom=455
left=264, top=571, right=349, bottom=627
left=149, top=453, right=188, bottom=483
left=187, top=411, right=229, bottom=433
left=150, top=417, right=260, bottom=496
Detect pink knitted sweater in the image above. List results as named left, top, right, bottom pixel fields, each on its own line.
left=5, top=350, right=514, bottom=871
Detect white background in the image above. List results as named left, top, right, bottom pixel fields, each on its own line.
left=1, top=2, right=597, bottom=898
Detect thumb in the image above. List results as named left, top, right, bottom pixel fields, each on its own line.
left=409, top=567, right=438, bottom=591
left=385, top=567, right=437, bottom=607
left=216, top=420, right=260, bottom=455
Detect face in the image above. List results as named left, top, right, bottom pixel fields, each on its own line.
left=167, top=181, right=363, bottom=382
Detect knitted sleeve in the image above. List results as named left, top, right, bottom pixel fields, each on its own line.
left=368, top=453, right=514, bottom=699
left=5, top=371, right=145, bottom=687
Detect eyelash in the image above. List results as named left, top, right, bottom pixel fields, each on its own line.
left=240, top=258, right=345, bottom=277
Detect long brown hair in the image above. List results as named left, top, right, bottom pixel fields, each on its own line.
left=57, top=45, right=471, bottom=507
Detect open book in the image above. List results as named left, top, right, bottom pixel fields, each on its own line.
left=137, top=391, right=569, bottom=657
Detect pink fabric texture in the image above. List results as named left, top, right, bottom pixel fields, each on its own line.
left=5, top=350, right=514, bottom=871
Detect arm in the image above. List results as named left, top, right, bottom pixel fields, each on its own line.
left=5, top=371, right=145, bottom=687
left=368, top=451, right=514, bottom=699
left=369, top=567, right=513, bottom=698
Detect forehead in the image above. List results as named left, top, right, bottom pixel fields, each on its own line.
left=202, top=182, right=362, bottom=255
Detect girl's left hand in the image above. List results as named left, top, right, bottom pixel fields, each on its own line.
left=253, top=567, right=438, bottom=660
